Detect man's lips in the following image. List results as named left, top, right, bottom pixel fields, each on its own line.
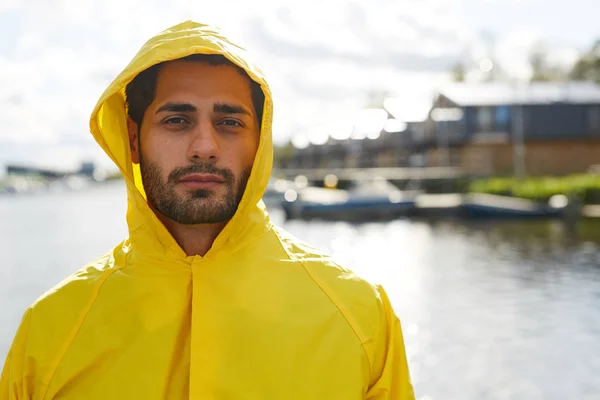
left=179, top=173, right=225, bottom=183
left=178, top=173, right=225, bottom=188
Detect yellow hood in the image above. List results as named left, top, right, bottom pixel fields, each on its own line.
left=90, top=20, right=274, bottom=259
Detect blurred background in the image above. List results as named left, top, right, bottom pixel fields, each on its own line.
left=1, top=0, right=600, bottom=398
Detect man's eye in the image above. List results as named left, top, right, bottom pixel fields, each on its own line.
left=220, top=119, right=243, bottom=127
left=164, top=117, right=187, bottom=125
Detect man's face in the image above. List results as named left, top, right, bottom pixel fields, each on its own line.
left=128, top=61, right=260, bottom=224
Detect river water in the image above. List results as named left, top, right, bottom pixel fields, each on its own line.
left=1, top=181, right=599, bottom=399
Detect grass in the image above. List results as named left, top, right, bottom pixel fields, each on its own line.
left=469, top=174, right=600, bottom=204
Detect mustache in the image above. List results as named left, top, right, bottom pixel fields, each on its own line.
left=167, top=164, right=235, bottom=184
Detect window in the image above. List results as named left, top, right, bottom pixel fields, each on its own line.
left=477, top=107, right=493, bottom=131
left=496, top=106, right=511, bottom=129
left=588, top=106, right=600, bottom=133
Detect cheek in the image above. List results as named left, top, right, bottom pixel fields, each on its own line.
left=242, top=138, right=259, bottom=170
left=223, top=137, right=258, bottom=171
left=143, top=133, right=183, bottom=168
left=244, top=135, right=260, bottom=165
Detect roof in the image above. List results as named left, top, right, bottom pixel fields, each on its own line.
left=438, top=81, right=600, bottom=106
left=383, top=96, right=433, bottom=123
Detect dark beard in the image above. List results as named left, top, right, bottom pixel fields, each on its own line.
left=140, top=159, right=251, bottom=225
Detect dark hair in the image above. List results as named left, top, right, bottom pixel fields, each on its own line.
left=125, top=54, right=265, bottom=130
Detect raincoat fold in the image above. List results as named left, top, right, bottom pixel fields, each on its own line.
left=1, top=21, right=414, bottom=399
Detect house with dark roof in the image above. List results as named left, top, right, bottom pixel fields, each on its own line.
left=422, top=81, right=600, bottom=176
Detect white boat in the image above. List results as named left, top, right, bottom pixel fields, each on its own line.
left=282, top=178, right=420, bottom=221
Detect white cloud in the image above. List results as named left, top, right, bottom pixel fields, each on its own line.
left=0, top=0, right=18, bottom=12
left=492, top=30, right=582, bottom=81
left=495, top=30, right=542, bottom=80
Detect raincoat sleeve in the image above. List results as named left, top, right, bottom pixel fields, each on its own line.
left=1, top=310, right=33, bottom=400
left=366, top=286, right=415, bottom=400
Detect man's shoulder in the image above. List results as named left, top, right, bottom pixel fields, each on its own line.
left=272, top=226, right=384, bottom=316
left=273, top=225, right=379, bottom=279
left=271, top=227, right=394, bottom=375
left=8, top=246, right=126, bottom=385
left=26, top=245, right=127, bottom=344
left=31, top=251, right=120, bottom=313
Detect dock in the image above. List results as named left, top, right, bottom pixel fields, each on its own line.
left=276, top=167, right=465, bottom=182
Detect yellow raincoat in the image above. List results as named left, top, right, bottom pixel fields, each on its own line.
left=1, top=21, right=414, bottom=399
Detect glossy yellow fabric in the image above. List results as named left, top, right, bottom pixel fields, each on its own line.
left=1, top=21, right=414, bottom=399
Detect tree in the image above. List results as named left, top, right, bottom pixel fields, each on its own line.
left=570, top=39, right=600, bottom=84
left=451, top=63, right=465, bottom=82
left=273, top=141, right=296, bottom=169
left=529, top=41, right=567, bottom=82
left=529, top=43, right=550, bottom=81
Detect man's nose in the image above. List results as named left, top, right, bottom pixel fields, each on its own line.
left=187, top=121, right=220, bottom=163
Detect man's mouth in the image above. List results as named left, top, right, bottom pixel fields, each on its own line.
left=178, top=173, right=225, bottom=189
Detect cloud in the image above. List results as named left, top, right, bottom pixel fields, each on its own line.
left=245, top=1, right=468, bottom=68
left=492, top=30, right=582, bottom=80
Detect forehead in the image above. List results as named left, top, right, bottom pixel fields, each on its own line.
left=154, top=60, right=253, bottom=104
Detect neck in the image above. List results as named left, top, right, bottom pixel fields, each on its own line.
left=152, top=207, right=227, bottom=256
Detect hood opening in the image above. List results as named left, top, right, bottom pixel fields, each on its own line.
left=89, top=21, right=274, bottom=259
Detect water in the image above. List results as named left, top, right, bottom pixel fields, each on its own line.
left=1, top=181, right=600, bottom=399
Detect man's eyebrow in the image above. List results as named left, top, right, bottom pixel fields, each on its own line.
left=214, top=102, right=252, bottom=117
left=155, top=102, right=197, bottom=114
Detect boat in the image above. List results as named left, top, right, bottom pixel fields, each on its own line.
left=282, top=178, right=419, bottom=221
left=261, top=178, right=296, bottom=210
left=460, top=193, right=567, bottom=219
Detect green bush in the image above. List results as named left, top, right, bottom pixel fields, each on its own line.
left=469, top=174, right=600, bottom=204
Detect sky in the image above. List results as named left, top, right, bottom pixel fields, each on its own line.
left=0, top=0, right=598, bottom=172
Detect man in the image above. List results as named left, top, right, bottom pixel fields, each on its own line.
left=1, top=21, right=414, bottom=399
